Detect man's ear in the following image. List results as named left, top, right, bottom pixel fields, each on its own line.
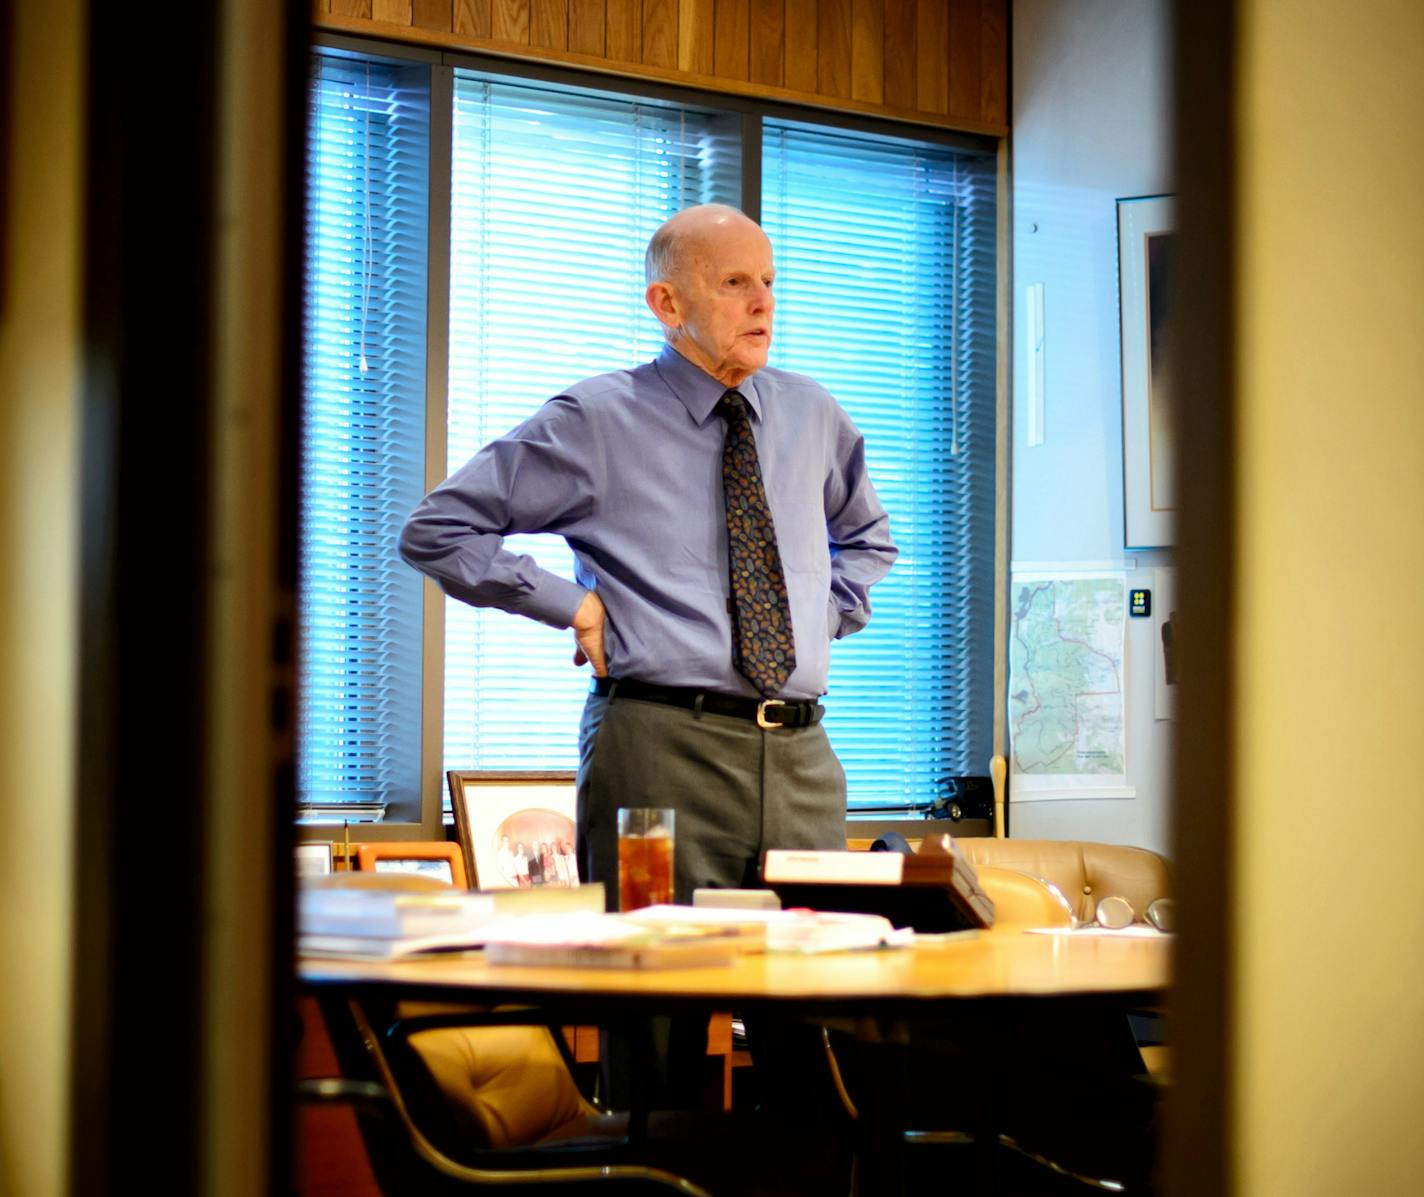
left=645, top=280, right=681, bottom=330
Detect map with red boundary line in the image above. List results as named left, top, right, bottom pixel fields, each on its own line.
left=1009, top=577, right=1126, bottom=776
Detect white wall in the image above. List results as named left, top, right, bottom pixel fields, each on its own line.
left=1009, top=0, right=1174, bottom=854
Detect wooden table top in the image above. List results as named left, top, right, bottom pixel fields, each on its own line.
left=299, top=929, right=1170, bottom=1012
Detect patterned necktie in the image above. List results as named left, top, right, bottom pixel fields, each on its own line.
left=718, top=390, right=796, bottom=697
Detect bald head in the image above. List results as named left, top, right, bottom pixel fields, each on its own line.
left=643, top=204, right=776, bottom=387
left=645, top=204, right=761, bottom=287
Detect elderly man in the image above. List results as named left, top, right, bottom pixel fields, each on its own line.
left=400, top=203, right=896, bottom=905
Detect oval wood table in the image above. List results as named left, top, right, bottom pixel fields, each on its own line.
left=301, top=926, right=1168, bottom=1006
left=301, top=929, right=1171, bottom=1195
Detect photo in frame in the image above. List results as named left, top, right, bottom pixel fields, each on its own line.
left=355, top=841, right=468, bottom=888
left=1118, top=194, right=1177, bottom=548
left=295, top=842, right=334, bottom=877
left=447, top=770, right=579, bottom=891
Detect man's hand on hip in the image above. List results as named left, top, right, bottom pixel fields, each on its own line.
left=571, top=591, right=608, bottom=676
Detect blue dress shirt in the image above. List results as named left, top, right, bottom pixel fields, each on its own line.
left=399, top=345, right=897, bottom=701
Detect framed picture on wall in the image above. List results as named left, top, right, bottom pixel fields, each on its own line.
left=1118, top=194, right=1177, bottom=548
left=447, top=770, right=579, bottom=891
left=354, top=841, right=468, bottom=888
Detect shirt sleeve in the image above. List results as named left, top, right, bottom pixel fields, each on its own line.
left=823, top=406, right=898, bottom=640
left=397, top=398, right=597, bottom=629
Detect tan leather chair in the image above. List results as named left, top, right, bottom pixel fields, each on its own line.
left=300, top=874, right=612, bottom=1164
left=408, top=1022, right=597, bottom=1148
left=957, top=838, right=1171, bottom=923
left=974, top=865, right=1075, bottom=928
left=846, top=834, right=1171, bottom=925
left=302, top=872, right=853, bottom=1195
left=828, top=841, right=1166, bottom=1191
left=960, top=839, right=1174, bottom=1080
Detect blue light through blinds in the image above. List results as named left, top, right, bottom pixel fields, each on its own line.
left=761, top=122, right=997, bottom=807
left=444, top=75, right=736, bottom=775
left=299, top=56, right=429, bottom=815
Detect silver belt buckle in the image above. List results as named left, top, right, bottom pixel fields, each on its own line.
left=756, top=699, right=786, bottom=729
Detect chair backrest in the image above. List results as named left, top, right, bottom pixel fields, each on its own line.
left=331, top=1002, right=710, bottom=1194
left=958, top=839, right=1171, bottom=923
left=974, top=866, right=1075, bottom=928
left=846, top=835, right=1172, bottom=923
left=305, top=870, right=596, bottom=1147
left=406, top=1022, right=596, bottom=1149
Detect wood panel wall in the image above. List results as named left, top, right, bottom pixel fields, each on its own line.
left=314, top=1, right=1007, bottom=136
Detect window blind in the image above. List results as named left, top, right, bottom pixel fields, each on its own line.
left=299, top=56, right=429, bottom=818
left=299, top=50, right=998, bottom=819
left=760, top=122, right=998, bottom=806
left=443, top=76, right=736, bottom=774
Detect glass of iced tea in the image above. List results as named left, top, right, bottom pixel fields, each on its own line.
left=617, top=808, right=675, bottom=911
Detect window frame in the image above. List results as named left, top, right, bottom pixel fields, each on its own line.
left=301, top=33, right=1005, bottom=840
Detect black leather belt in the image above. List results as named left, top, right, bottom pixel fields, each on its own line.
left=590, top=676, right=824, bottom=730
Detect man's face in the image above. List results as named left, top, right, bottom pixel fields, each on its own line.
left=652, top=215, right=775, bottom=387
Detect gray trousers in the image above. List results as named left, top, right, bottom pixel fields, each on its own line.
left=577, top=687, right=850, bottom=1110
left=576, top=689, right=848, bottom=909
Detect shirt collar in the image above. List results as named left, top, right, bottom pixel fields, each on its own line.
left=655, top=343, right=765, bottom=426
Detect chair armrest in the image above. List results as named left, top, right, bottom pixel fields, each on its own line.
left=297, top=1076, right=394, bottom=1112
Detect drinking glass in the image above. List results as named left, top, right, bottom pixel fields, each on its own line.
left=617, top=808, right=675, bottom=911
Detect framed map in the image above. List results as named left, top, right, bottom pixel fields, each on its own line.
left=1008, top=572, right=1131, bottom=799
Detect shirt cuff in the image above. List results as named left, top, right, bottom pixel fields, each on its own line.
left=514, top=573, right=589, bottom=630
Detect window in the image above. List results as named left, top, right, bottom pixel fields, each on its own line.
left=761, top=122, right=997, bottom=803
left=299, top=56, right=429, bottom=821
left=299, top=46, right=996, bottom=822
left=443, top=77, right=739, bottom=773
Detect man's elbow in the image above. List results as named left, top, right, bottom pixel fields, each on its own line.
left=397, top=514, right=434, bottom=570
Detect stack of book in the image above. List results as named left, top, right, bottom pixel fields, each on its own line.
left=298, top=887, right=499, bottom=959
left=298, top=882, right=611, bottom=959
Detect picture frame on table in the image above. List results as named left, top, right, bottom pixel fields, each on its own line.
left=294, top=842, right=334, bottom=877
left=355, top=841, right=468, bottom=889
left=447, top=770, right=579, bottom=891
left=1118, top=194, right=1177, bottom=548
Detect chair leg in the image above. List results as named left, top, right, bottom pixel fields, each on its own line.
left=849, top=1023, right=911, bottom=1197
